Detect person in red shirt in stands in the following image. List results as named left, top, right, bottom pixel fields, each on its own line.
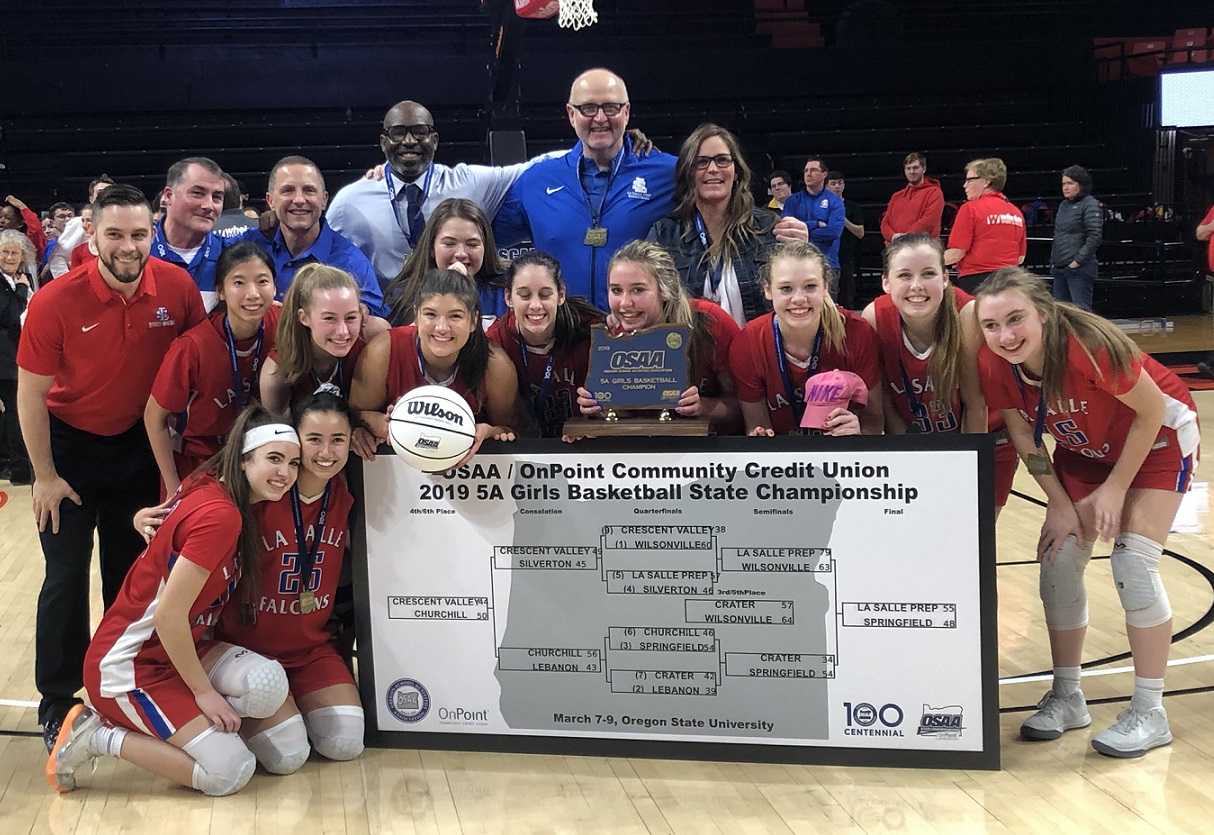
left=880, top=152, right=944, bottom=243
left=1196, top=204, right=1214, bottom=379
left=945, top=158, right=1026, bottom=293
left=0, top=194, right=47, bottom=256
left=16, top=184, right=206, bottom=752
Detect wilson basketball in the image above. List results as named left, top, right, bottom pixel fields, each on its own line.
left=387, top=385, right=478, bottom=472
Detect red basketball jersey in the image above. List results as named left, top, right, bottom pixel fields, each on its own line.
left=385, top=324, right=483, bottom=418
left=283, top=335, right=367, bottom=408
left=87, top=476, right=242, bottom=694
left=979, top=335, right=1199, bottom=463
left=487, top=310, right=591, bottom=437
left=215, top=474, right=354, bottom=659
left=872, top=291, right=966, bottom=433
left=730, top=309, right=880, bottom=434
left=151, top=306, right=281, bottom=460
left=688, top=298, right=740, bottom=398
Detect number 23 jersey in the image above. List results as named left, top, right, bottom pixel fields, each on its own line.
left=978, top=335, right=1198, bottom=463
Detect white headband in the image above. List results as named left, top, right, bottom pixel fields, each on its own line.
left=242, top=424, right=300, bottom=454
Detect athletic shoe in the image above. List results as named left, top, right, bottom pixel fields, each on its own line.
left=41, top=716, right=63, bottom=755
left=45, top=704, right=102, bottom=793
left=1091, top=705, right=1172, bottom=758
left=1019, top=689, right=1091, bottom=740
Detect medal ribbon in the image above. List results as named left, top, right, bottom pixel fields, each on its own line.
left=222, top=316, right=264, bottom=411
left=518, top=330, right=557, bottom=433
left=772, top=315, right=822, bottom=424
left=693, top=212, right=726, bottom=295
left=291, top=481, right=331, bottom=602
left=1012, top=365, right=1048, bottom=448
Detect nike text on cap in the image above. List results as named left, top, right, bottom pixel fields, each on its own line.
left=799, top=369, right=869, bottom=430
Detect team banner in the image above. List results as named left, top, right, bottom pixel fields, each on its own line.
left=353, top=436, right=999, bottom=769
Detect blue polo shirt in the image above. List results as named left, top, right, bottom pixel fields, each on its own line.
left=246, top=220, right=386, bottom=318
left=783, top=188, right=845, bottom=269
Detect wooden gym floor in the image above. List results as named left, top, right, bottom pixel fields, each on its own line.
left=1, top=390, right=1212, bottom=833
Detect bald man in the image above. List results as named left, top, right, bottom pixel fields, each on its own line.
left=326, top=100, right=563, bottom=290
left=493, top=68, right=677, bottom=309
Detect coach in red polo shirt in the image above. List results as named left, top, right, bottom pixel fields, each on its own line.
left=944, top=157, right=1026, bottom=293
left=16, top=184, right=205, bottom=750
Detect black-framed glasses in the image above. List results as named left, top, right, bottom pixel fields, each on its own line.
left=382, top=124, right=436, bottom=143
left=569, top=102, right=627, bottom=117
left=693, top=154, right=735, bottom=171
left=963, top=176, right=983, bottom=183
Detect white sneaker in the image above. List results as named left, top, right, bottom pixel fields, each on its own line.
left=44, top=704, right=102, bottom=793
left=1020, top=689, right=1092, bottom=741
left=1091, top=705, right=1172, bottom=758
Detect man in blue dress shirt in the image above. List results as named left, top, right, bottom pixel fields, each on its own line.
left=326, top=100, right=558, bottom=290
left=250, top=156, right=386, bottom=317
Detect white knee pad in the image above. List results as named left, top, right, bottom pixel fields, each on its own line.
left=208, top=646, right=289, bottom=719
left=247, top=713, right=311, bottom=775
left=305, top=705, right=365, bottom=761
left=1111, top=532, right=1172, bottom=628
left=183, top=726, right=256, bottom=797
left=1040, top=536, right=1093, bottom=630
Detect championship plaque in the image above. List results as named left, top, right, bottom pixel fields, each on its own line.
left=565, top=324, right=710, bottom=437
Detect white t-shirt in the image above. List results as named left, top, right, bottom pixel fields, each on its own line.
left=46, top=216, right=86, bottom=278
left=702, top=259, right=746, bottom=327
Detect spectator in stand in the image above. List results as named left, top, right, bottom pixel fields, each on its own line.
left=1, top=229, right=37, bottom=485
left=44, top=175, right=113, bottom=280
left=782, top=155, right=844, bottom=293
left=1050, top=165, right=1104, bottom=311
left=0, top=195, right=47, bottom=257
left=768, top=170, right=793, bottom=212
left=880, top=152, right=944, bottom=243
left=647, top=124, right=808, bottom=326
left=327, top=100, right=567, bottom=290
left=944, top=158, right=1025, bottom=293
left=213, top=173, right=256, bottom=239
left=494, top=68, right=677, bottom=310
left=44, top=203, right=75, bottom=260
left=827, top=171, right=864, bottom=309
left=249, top=156, right=386, bottom=317
left=1196, top=203, right=1214, bottom=379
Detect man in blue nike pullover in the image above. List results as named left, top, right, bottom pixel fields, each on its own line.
left=493, top=69, right=676, bottom=311
left=782, top=155, right=845, bottom=293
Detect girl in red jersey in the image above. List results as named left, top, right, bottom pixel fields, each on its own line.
left=487, top=250, right=605, bottom=437
left=861, top=233, right=1018, bottom=508
left=214, top=392, right=364, bottom=773
left=146, top=242, right=280, bottom=495
left=975, top=268, right=1199, bottom=758
left=575, top=240, right=741, bottom=433
left=729, top=240, right=881, bottom=436
left=47, top=406, right=300, bottom=796
left=260, top=263, right=367, bottom=416
left=352, top=268, right=518, bottom=458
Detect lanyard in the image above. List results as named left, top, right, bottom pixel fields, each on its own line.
left=580, top=148, right=625, bottom=227
left=1012, top=366, right=1048, bottom=448
left=772, top=316, right=822, bottom=423
left=290, top=482, right=331, bottom=597
left=416, top=336, right=457, bottom=386
left=222, top=316, right=264, bottom=410
left=693, top=212, right=727, bottom=295
left=517, top=331, right=557, bottom=431
left=384, top=164, right=434, bottom=245
left=897, top=357, right=929, bottom=427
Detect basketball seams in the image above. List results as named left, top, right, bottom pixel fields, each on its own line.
left=388, top=416, right=478, bottom=441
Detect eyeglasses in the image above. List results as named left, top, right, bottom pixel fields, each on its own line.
left=382, top=124, right=436, bottom=143
left=693, top=154, right=734, bottom=171
left=569, top=102, right=627, bottom=118
left=963, top=176, right=983, bottom=183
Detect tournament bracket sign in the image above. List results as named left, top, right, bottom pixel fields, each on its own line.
left=351, top=435, right=999, bottom=769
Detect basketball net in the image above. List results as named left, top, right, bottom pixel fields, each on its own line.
left=559, top=0, right=597, bottom=30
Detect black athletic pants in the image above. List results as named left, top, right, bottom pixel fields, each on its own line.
left=0, top=379, right=29, bottom=476
left=954, top=270, right=997, bottom=295
left=35, top=415, right=158, bottom=726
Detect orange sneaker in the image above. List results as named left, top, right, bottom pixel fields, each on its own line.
left=44, top=704, right=100, bottom=793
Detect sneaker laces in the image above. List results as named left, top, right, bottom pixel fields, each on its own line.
left=1033, top=689, right=1066, bottom=719
left=1110, top=707, right=1151, bottom=734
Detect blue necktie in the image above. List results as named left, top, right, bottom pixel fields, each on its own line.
left=405, top=183, right=424, bottom=248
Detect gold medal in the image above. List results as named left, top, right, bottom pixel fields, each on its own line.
left=584, top=226, right=608, bottom=247
left=299, top=590, right=317, bottom=614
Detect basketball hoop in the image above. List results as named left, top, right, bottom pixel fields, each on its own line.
left=558, top=0, right=597, bottom=30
